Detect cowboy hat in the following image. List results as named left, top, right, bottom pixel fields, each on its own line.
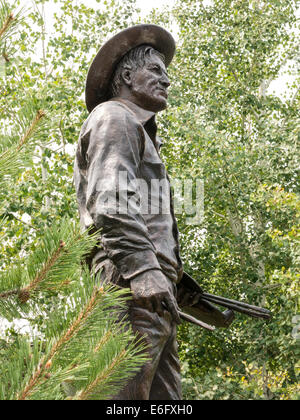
left=85, top=24, right=176, bottom=113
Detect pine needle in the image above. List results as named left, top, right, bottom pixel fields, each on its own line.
left=0, top=0, right=24, bottom=45
left=0, top=11, right=13, bottom=39
left=17, top=110, right=46, bottom=151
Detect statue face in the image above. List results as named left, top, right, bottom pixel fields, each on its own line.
left=127, top=54, right=170, bottom=112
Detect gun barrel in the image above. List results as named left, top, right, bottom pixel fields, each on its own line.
left=180, top=271, right=271, bottom=323
left=201, top=294, right=271, bottom=319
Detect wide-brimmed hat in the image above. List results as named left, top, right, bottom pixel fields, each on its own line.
left=85, top=24, right=176, bottom=113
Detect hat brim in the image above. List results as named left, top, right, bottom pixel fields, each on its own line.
left=85, top=24, right=176, bottom=113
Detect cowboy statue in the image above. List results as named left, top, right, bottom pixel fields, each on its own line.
left=74, top=24, right=270, bottom=400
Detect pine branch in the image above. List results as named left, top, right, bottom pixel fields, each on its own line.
left=49, top=286, right=105, bottom=359
left=17, top=109, right=46, bottom=151
left=0, top=11, right=13, bottom=40
left=0, top=288, right=19, bottom=299
left=2, top=51, right=9, bottom=62
left=11, top=280, right=147, bottom=400
left=0, top=106, right=48, bottom=191
left=0, top=220, right=98, bottom=322
left=0, top=1, right=24, bottom=47
left=71, top=327, right=149, bottom=400
left=76, top=349, right=127, bottom=400
left=93, top=330, right=112, bottom=353
left=19, top=240, right=65, bottom=302
left=0, top=241, right=65, bottom=303
left=17, top=286, right=106, bottom=400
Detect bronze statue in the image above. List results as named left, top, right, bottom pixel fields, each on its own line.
left=74, top=24, right=270, bottom=400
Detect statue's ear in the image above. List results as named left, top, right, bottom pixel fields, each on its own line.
left=121, top=65, right=132, bottom=88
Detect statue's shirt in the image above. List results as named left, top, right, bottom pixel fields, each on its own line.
left=74, top=99, right=182, bottom=283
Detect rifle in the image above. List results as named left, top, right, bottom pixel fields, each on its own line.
left=177, top=272, right=271, bottom=331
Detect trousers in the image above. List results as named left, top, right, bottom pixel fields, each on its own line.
left=96, top=258, right=182, bottom=400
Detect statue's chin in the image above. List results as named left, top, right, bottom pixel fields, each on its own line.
left=144, top=98, right=168, bottom=113
left=128, top=91, right=168, bottom=113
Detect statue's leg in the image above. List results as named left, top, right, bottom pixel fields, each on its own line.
left=113, top=304, right=176, bottom=400
left=149, top=323, right=182, bottom=400
left=95, top=259, right=180, bottom=400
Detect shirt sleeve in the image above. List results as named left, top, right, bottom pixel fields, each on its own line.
left=84, top=103, right=162, bottom=280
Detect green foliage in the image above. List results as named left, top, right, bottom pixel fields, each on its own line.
left=157, top=0, right=299, bottom=400
left=0, top=276, right=148, bottom=400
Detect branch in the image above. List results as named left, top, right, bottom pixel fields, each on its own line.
left=76, top=349, right=127, bottom=400
left=93, top=330, right=112, bottom=353
left=6, top=212, right=35, bottom=229
left=0, top=240, right=65, bottom=303
left=0, top=288, right=19, bottom=299
left=19, top=240, right=66, bottom=303
left=59, top=118, right=66, bottom=154
left=17, top=109, right=46, bottom=151
left=17, top=286, right=105, bottom=400
left=0, top=12, right=14, bottom=40
left=2, top=51, right=9, bottom=62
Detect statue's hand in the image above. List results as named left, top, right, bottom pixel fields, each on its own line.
left=130, top=270, right=181, bottom=324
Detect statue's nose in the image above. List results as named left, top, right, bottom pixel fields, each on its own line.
left=161, top=72, right=170, bottom=88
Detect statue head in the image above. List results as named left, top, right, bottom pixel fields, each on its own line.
left=110, top=45, right=170, bottom=113
left=85, top=25, right=175, bottom=113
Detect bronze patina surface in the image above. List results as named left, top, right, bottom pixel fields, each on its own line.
left=75, top=26, right=183, bottom=399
